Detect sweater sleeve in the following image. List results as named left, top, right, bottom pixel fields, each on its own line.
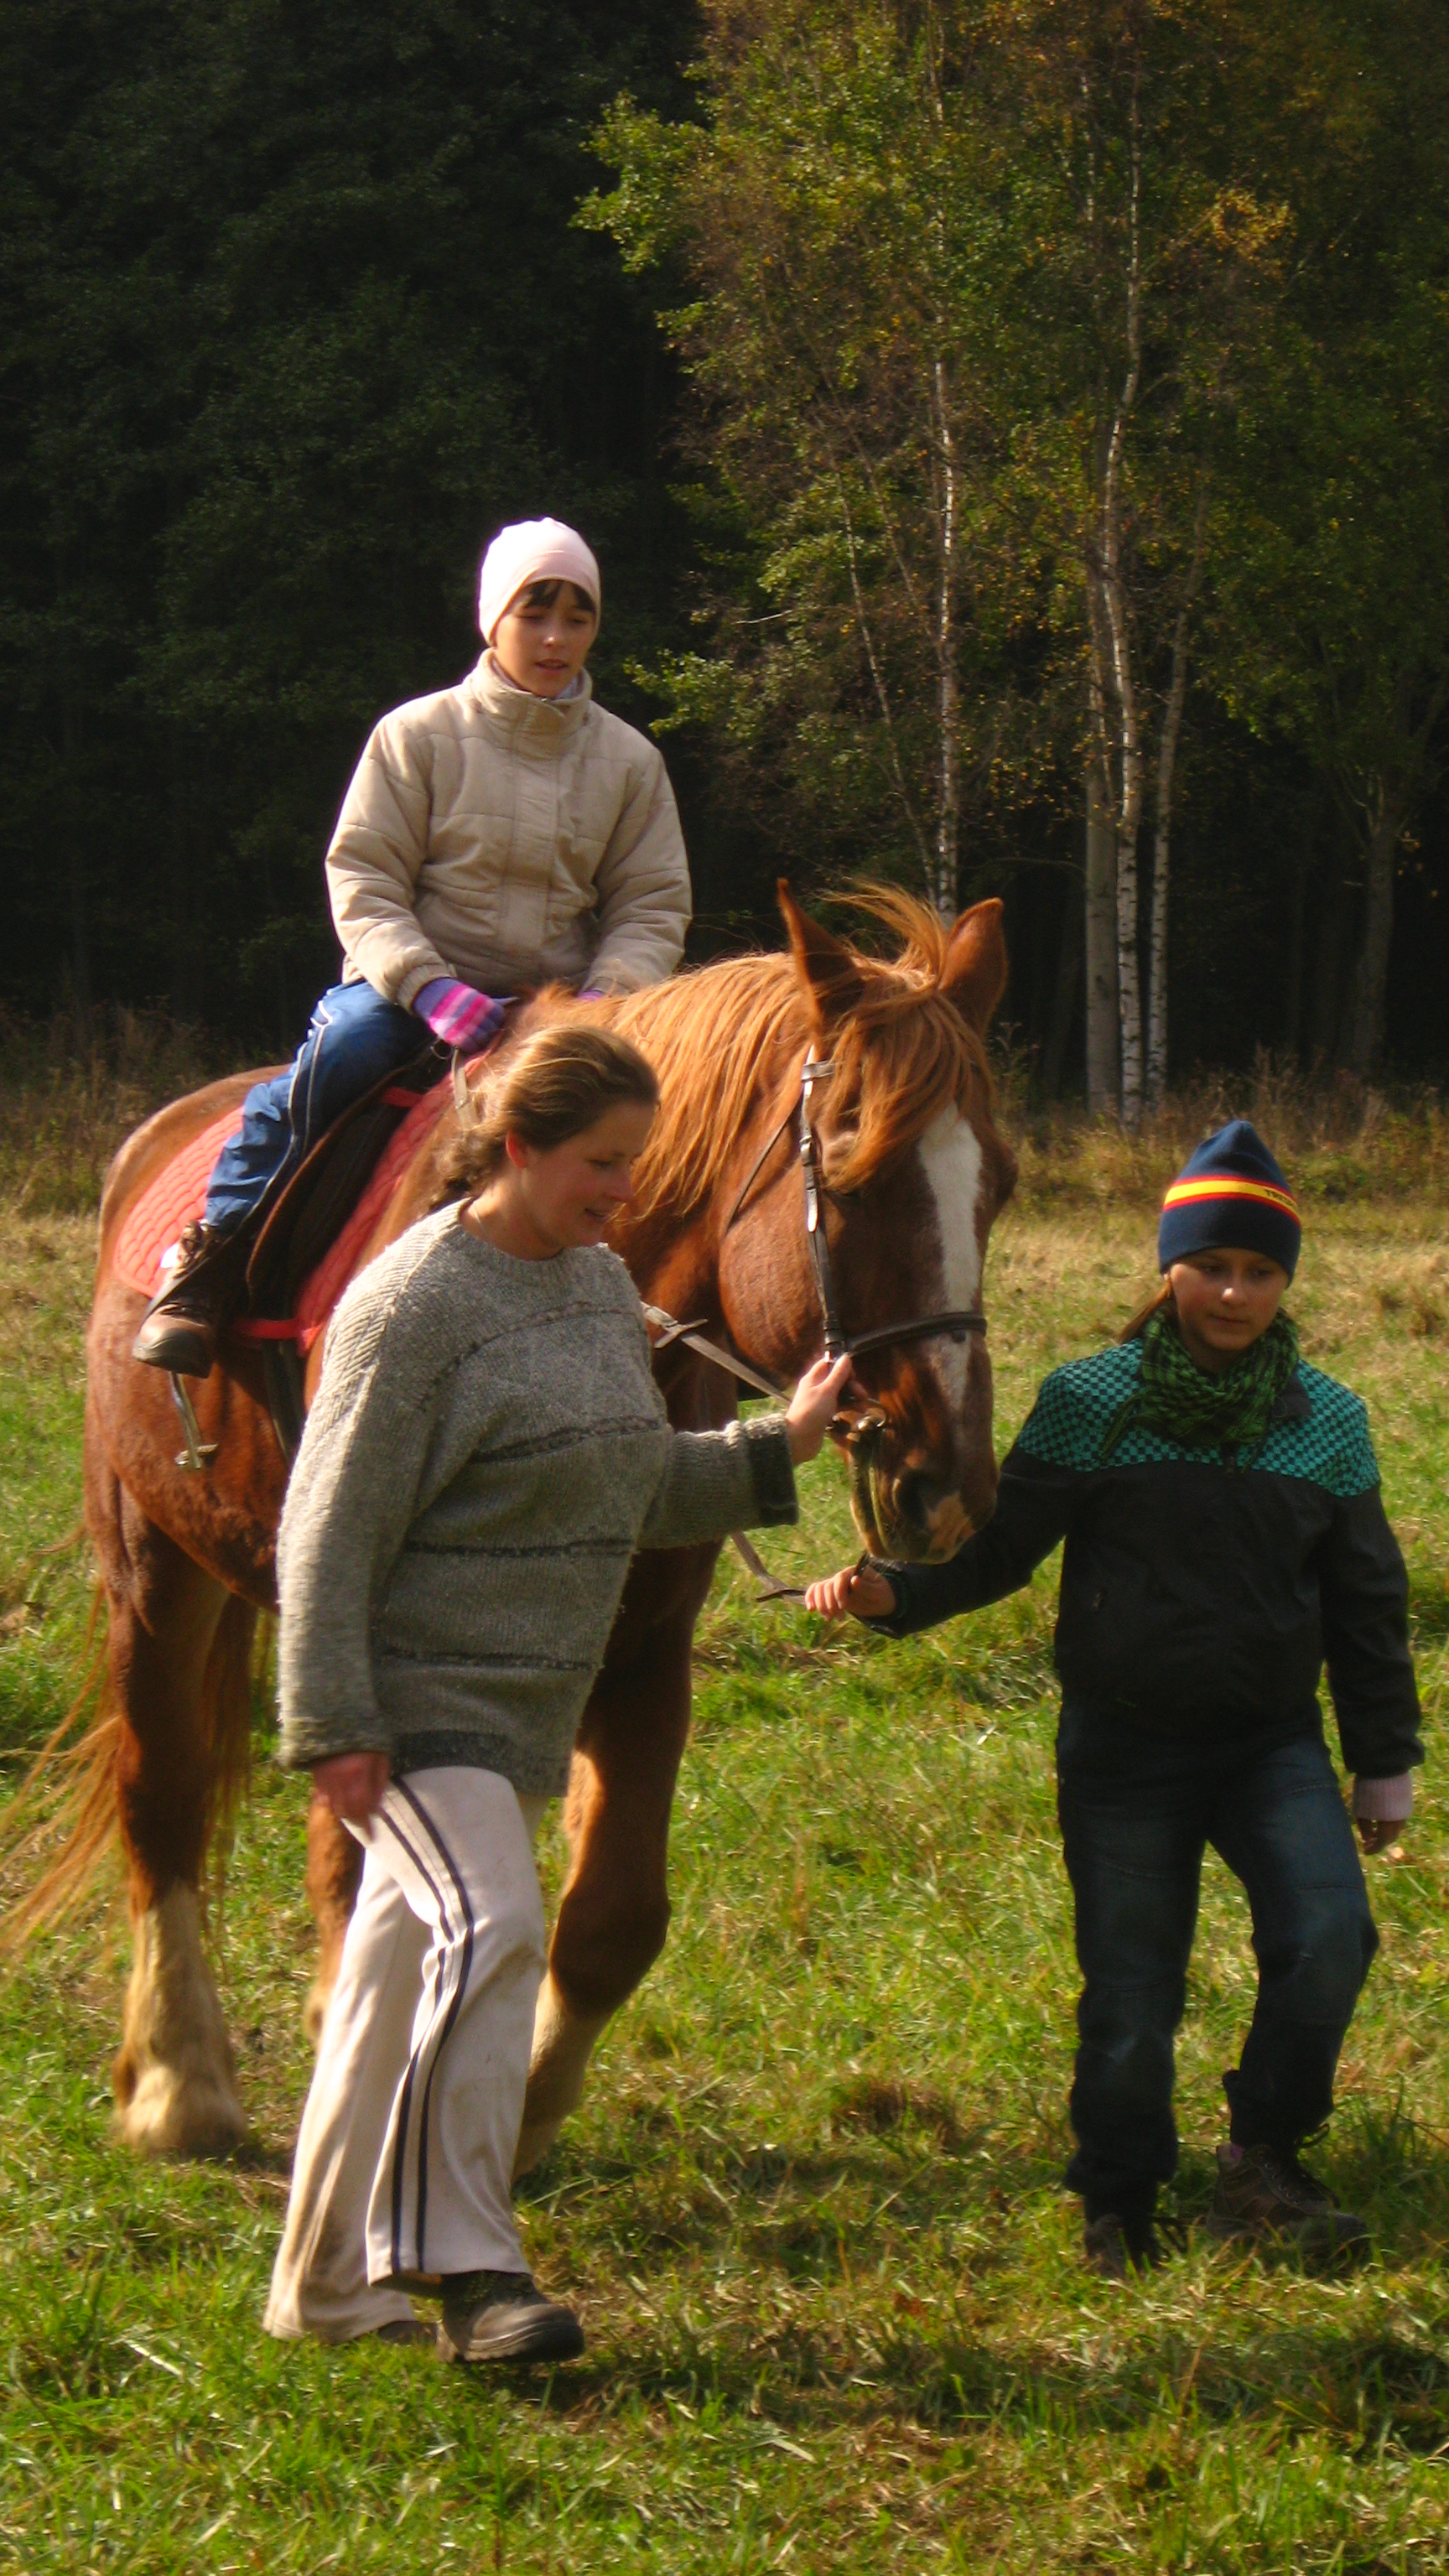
left=866, top=1444, right=1079, bottom=1638
left=636, top=1416, right=796, bottom=1550
left=275, top=1293, right=442, bottom=1769
left=586, top=744, right=692, bottom=993
left=324, top=714, right=454, bottom=1009
left=1318, top=1483, right=1423, bottom=1780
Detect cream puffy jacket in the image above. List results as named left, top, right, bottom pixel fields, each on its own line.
left=325, top=653, right=691, bottom=1006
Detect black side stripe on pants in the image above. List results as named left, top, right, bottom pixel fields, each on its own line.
left=392, top=1780, right=477, bottom=2270
left=375, top=1794, right=474, bottom=2274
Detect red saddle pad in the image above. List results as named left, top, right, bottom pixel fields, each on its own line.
left=112, top=1078, right=454, bottom=1354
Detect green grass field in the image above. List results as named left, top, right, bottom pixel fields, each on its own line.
left=0, top=1166, right=1445, bottom=2572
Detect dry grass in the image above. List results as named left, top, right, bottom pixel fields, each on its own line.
left=999, top=1052, right=1449, bottom=1211
left=0, top=1008, right=217, bottom=1215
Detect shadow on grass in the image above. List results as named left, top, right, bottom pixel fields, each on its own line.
left=506, top=2087, right=1449, bottom=2459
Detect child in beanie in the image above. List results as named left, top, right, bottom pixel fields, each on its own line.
left=805, top=1119, right=1421, bottom=2277
left=134, top=517, right=691, bottom=1375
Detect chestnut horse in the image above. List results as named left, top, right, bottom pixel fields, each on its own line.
left=52, top=885, right=1015, bottom=2161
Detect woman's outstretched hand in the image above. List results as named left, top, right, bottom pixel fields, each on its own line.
left=784, top=1352, right=858, bottom=1462
left=803, top=1561, right=899, bottom=1620
left=311, top=1750, right=392, bottom=1826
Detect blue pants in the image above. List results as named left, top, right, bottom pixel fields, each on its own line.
left=205, top=981, right=432, bottom=1233
left=1056, top=1714, right=1377, bottom=2220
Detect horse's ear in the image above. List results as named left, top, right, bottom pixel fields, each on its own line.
left=777, top=880, right=865, bottom=1031
left=941, top=898, right=1008, bottom=1033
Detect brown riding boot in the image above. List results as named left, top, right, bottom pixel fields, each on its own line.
left=130, top=1219, right=254, bottom=1377
left=1208, top=2142, right=1368, bottom=2266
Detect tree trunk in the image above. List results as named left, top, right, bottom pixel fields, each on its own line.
left=1098, top=72, right=1145, bottom=1125
left=1084, top=766, right=1119, bottom=1112
left=57, top=657, right=91, bottom=1027
left=1042, top=870, right=1083, bottom=1099
left=835, top=470, right=932, bottom=886
left=1145, top=486, right=1208, bottom=1114
left=932, top=356, right=959, bottom=916
left=1345, top=775, right=1405, bottom=1072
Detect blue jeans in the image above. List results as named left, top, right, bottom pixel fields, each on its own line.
left=205, top=981, right=432, bottom=1233
left=1057, top=1713, right=1378, bottom=2220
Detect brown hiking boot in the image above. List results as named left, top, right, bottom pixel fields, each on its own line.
left=436, top=2269, right=584, bottom=2366
left=131, top=1220, right=252, bottom=1376
left=1083, top=2211, right=1165, bottom=2281
left=1208, top=2143, right=1368, bottom=2265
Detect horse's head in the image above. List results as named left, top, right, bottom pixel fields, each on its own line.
left=763, top=885, right=1018, bottom=1560
left=614, top=883, right=1017, bottom=1563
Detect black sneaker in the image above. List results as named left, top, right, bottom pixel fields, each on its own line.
left=436, top=2269, right=584, bottom=2365
left=1083, top=2211, right=1165, bottom=2280
left=1208, top=2143, right=1368, bottom=2265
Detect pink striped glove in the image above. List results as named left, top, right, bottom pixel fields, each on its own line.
left=414, top=978, right=506, bottom=1052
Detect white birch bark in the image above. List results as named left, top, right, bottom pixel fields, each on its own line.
left=1098, top=75, right=1145, bottom=1125
left=1145, top=485, right=1209, bottom=1111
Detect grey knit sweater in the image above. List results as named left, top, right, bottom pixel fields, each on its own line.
left=275, top=1205, right=797, bottom=1794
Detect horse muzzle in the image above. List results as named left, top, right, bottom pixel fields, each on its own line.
left=834, top=1411, right=997, bottom=1565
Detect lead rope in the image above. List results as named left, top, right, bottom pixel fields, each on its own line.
left=642, top=1304, right=811, bottom=1602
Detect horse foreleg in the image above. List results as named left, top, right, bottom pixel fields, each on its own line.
left=101, top=1488, right=252, bottom=2157
left=304, top=1794, right=363, bottom=2044
left=515, top=1613, right=693, bottom=2175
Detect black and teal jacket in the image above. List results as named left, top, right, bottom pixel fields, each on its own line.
left=873, top=1340, right=1421, bottom=1779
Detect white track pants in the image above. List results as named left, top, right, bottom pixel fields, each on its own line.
left=264, top=1767, right=548, bottom=2344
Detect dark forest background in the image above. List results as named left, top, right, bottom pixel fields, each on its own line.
left=1, top=0, right=1446, bottom=1095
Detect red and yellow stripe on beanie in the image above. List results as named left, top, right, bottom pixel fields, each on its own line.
left=1157, top=1118, right=1301, bottom=1279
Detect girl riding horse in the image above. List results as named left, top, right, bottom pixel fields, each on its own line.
left=134, top=517, right=690, bottom=1376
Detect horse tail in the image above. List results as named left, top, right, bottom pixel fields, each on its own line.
left=1, top=1584, right=264, bottom=1946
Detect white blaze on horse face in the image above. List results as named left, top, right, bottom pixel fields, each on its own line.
left=916, top=1104, right=985, bottom=1423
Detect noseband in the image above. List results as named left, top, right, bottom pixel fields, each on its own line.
left=727, top=1049, right=989, bottom=1365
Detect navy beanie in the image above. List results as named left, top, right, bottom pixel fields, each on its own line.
left=1157, top=1119, right=1301, bottom=1279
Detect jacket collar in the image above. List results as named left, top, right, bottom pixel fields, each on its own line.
left=468, top=651, right=593, bottom=748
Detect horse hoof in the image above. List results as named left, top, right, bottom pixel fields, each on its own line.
left=112, top=2059, right=249, bottom=2158
left=112, top=1884, right=249, bottom=2158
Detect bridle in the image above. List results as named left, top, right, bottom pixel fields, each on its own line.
left=644, top=1046, right=989, bottom=1603
left=727, top=1047, right=989, bottom=1365
left=648, top=1047, right=987, bottom=1403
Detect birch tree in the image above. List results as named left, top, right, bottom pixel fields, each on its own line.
left=587, top=2, right=1042, bottom=916
left=1007, top=0, right=1291, bottom=1121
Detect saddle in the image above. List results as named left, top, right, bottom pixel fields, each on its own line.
left=115, top=1045, right=457, bottom=1457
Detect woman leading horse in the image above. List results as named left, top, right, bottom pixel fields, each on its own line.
left=60, top=884, right=1017, bottom=2161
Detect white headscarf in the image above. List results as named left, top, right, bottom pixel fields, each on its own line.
left=477, top=517, right=601, bottom=644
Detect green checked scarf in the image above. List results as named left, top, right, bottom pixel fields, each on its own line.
left=1104, top=1308, right=1300, bottom=1462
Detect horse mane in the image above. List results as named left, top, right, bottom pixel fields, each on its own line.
left=613, top=886, right=995, bottom=1228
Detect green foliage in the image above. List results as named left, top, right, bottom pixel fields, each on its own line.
left=587, top=0, right=1449, bottom=1073
left=0, top=0, right=693, bottom=1040
left=0, top=1187, right=1446, bottom=2566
